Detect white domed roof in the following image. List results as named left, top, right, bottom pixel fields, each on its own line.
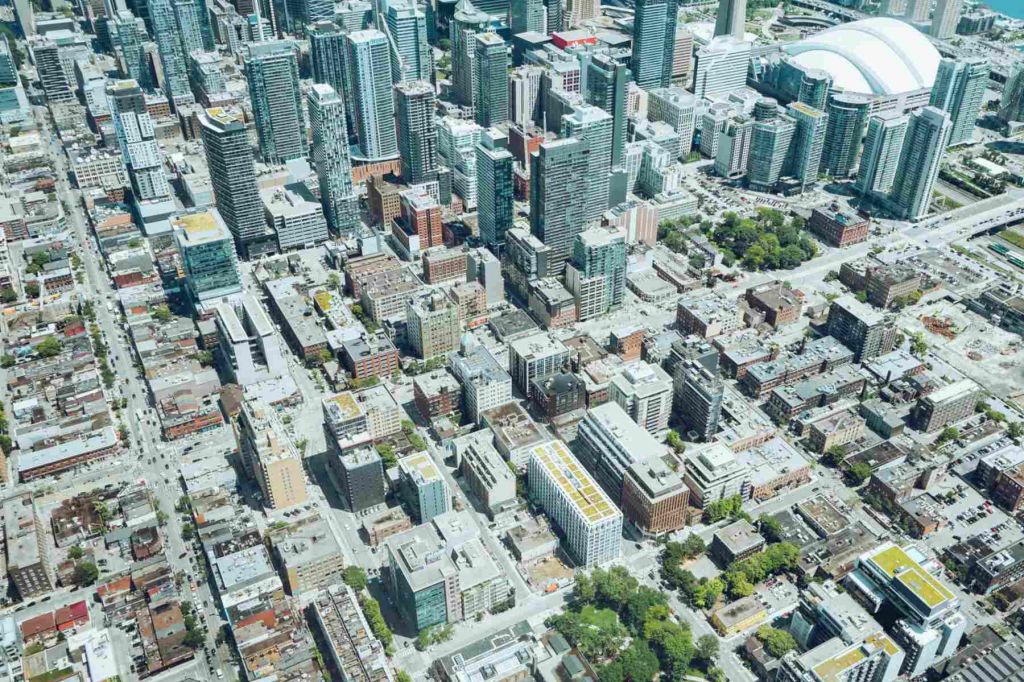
left=783, top=17, right=940, bottom=96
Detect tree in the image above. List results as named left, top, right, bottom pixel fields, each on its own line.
left=665, top=429, right=686, bottom=453
left=1009, top=422, right=1024, bottom=439
left=845, top=462, right=872, bottom=486
left=396, top=673, right=412, bottom=682
left=0, top=355, right=14, bottom=368
left=909, top=332, right=928, bottom=358
left=36, top=335, right=61, bottom=358
left=327, top=272, right=341, bottom=291
left=599, top=639, right=659, bottom=682
left=73, top=561, right=99, bottom=587
left=820, top=445, right=846, bottom=468
left=344, top=566, right=368, bottom=590
left=183, top=629, right=205, bottom=649
left=181, top=524, right=195, bottom=541
left=0, top=287, right=15, bottom=303
left=25, top=281, right=39, bottom=298
left=68, top=546, right=84, bottom=560
left=375, top=442, right=398, bottom=468
left=937, top=426, right=960, bottom=444
left=756, top=625, right=797, bottom=658
left=151, top=305, right=173, bottom=322
left=703, top=495, right=743, bottom=523
left=758, top=514, right=784, bottom=543
left=695, top=634, right=719, bottom=664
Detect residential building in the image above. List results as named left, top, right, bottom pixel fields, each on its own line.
left=609, top=361, right=673, bottom=435
left=565, top=227, right=626, bottom=321
left=826, top=295, right=896, bottom=362
left=808, top=205, right=869, bottom=247
left=821, top=93, right=870, bottom=178
left=413, top=370, right=461, bottom=419
left=238, top=401, right=308, bottom=510
left=683, top=443, right=748, bottom=507
left=621, top=457, right=688, bottom=536
left=346, top=30, right=399, bottom=161
left=3, top=493, right=53, bottom=599
left=856, top=111, right=908, bottom=199
left=173, top=209, right=243, bottom=304
left=674, top=358, right=725, bottom=442
left=476, top=128, right=514, bottom=247
left=311, top=585, right=393, bottom=681
left=108, top=80, right=171, bottom=204
left=308, top=84, right=358, bottom=233
left=396, top=80, right=439, bottom=185
left=456, top=433, right=516, bottom=514
left=912, top=379, right=980, bottom=432
left=474, top=33, right=508, bottom=128
left=631, top=0, right=677, bottom=89
left=527, top=440, right=622, bottom=567
left=398, top=452, right=452, bottom=523
left=449, top=333, right=513, bottom=423
left=786, top=102, right=828, bottom=190
left=200, top=107, right=271, bottom=257
left=244, top=41, right=306, bottom=164
left=385, top=0, right=431, bottom=83
left=214, top=295, right=286, bottom=386
left=889, top=106, right=951, bottom=221
left=710, top=519, right=765, bottom=564
left=407, top=293, right=461, bottom=359
left=508, top=332, right=571, bottom=397
left=267, top=515, right=346, bottom=595
left=585, top=53, right=629, bottom=165
left=929, top=57, right=987, bottom=147
left=530, top=137, right=591, bottom=268
left=578, top=401, right=666, bottom=499
left=849, top=543, right=966, bottom=678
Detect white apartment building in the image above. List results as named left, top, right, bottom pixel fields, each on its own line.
left=609, top=361, right=673, bottom=435
left=215, top=294, right=287, bottom=386
left=683, top=442, right=749, bottom=507
left=527, top=439, right=622, bottom=567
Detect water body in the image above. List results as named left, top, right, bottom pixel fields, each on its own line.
left=982, top=0, right=1024, bottom=20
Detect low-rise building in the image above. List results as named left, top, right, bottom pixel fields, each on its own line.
left=710, top=595, right=766, bottom=636
left=808, top=205, right=869, bottom=247
left=414, top=370, right=461, bottom=419
left=267, top=514, right=346, bottom=595
left=744, top=281, right=802, bottom=327
left=310, top=585, right=394, bottom=682
left=710, top=519, right=765, bottom=565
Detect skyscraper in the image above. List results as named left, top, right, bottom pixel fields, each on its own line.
left=585, top=54, right=629, bottom=166
left=714, top=115, right=753, bottom=179
left=282, top=0, right=333, bottom=32
left=108, top=79, right=172, bottom=202
left=308, top=84, right=358, bottom=234
left=396, top=80, right=439, bottom=184
left=309, top=20, right=349, bottom=101
left=474, top=33, right=508, bottom=128
left=747, top=108, right=795, bottom=193
left=820, top=93, right=870, bottom=179
left=173, top=0, right=211, bottom=56
left=889, top=106, right=951, bottom=221
left=450, top=0, right=491, bottom=107
left=855, top=111, right=908, bottom=198
left=714, top=0, right=746, bottom=40
left=149, top=0, right=192, bottom=106
left=530, top=138, right=591, bottom=268
left=1000, top=63, right=1024, bottom=126
left=907, top=0, right=929, bottom=21
left=112, top=11, right=151, bottom=90
left=346, top=29, right=399, bottom=161
left=510, top=65, right=543, bottom=128
left=692, top=36, right=751, bottom=100
left=245, top=41, right=307, bottom=164
left=385, top=0, right=431, bottom=83
left=509, top=0, right=545, bottom=34
left=561, top=105, right=613, bottom=220
left=476, top=128, right=514, bottom=247
left=929, top=56, right=988, bottom=147
left=797, top=68, right=831, bottom=110
left=200, top=107, right=271, bottom=257
left=786, top=101, right=828, bottom=190
left=173, top=209, right=243, bottom=304
left=565, top=227, right=626, bottom=321
left=631, top=0, right=677, bottom=89
left=566, top=0, right=598, bottom=26
left=931, top=0, right=962, bottom=38
left=648, top=87, right=696, bottom=157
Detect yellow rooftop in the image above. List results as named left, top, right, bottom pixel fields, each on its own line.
left=865, top=632, right=900, bottom=657
left=813, top=646, right=865, bottom=682
left=531, top=440, right=618, bottom=525
left=176, top=211, right=218, bottom=235
left=326, top=392, right=361, bottom=420
left=401, top=451, right=441, bottom=483
left=868, top=545, right=954, bottom=609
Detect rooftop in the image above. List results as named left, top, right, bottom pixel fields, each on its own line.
left=865, top=543, right=955, bottom=610
left=530, top=440, right=619, bottom=525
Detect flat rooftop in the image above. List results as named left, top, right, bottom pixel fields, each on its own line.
left=530, top=440, right=619, bottom=526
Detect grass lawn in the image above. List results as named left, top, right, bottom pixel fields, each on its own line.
left=579, top=605, right=620, bottom=629
left=999, top=229, right=1024, bottom=250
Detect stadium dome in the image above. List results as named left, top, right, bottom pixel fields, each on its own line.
left=782, top=17, right=940, bottom=96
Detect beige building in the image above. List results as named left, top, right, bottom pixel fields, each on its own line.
left=238, top=400, right=309, bottom=510
left=266, top=514, right=346, bottom=595
left=407, top=293, right=461, bottom=359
